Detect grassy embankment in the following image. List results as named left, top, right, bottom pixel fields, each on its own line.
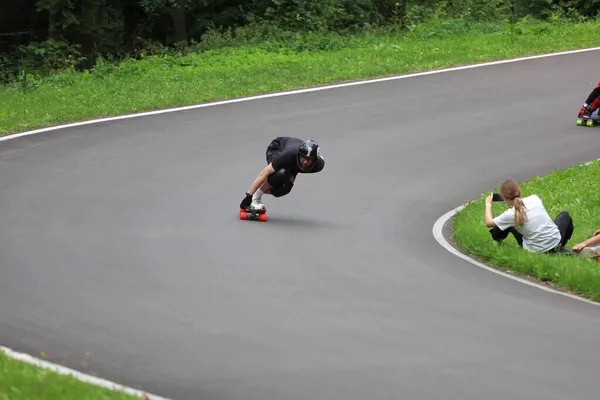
left=452, top=159, right=600, bottom=302
left=3, top=16, right=600, bottom=399
left=0, top=349, right=142, bottom=399
left=2, top=18, right=600, bottom=136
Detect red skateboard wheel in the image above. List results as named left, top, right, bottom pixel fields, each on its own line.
left=239, top=208, right=266, bottom=221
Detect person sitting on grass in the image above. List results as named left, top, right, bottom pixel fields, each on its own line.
left=572, top=230, right=600, bottom=258
left=484, top=179, right=574, bottom=254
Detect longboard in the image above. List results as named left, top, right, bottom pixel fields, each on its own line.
left=576, top=115, right=600, bottom=127
left=240, top=208, right=267, bottom=222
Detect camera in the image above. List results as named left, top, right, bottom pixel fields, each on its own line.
left=492, top=193, right=504, bottom=202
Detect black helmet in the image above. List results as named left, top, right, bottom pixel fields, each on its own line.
left=297, top=139, right=319, bottom=171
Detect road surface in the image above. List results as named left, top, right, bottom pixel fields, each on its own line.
left=2, top=50, right=600, bottom=400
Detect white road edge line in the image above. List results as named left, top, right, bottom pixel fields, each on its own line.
left=432, top=206, right=600, bottom=307
left=2, top=46, right=600, bottom=142
left=0, top=345, right=173, bottom=400
left=432, top=159, right=600, bottom=308
left=3, top=45, right=600, bottom=397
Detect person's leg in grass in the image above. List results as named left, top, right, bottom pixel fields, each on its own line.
left=489, top=226, right=523, bottom=247
left=553, top=211, right=574, bottom=249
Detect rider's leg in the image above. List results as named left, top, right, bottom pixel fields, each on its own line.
left=586, top=97, right=600, bottom=118
left=251, top=169, right=295, bottom=210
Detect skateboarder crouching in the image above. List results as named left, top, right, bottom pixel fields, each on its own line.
left=240, top=137, right=325, bottom=212
left=578, top=81, right=600, bottom=119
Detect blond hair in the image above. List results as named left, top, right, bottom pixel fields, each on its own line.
left=500, top=179, right=526, bottom=226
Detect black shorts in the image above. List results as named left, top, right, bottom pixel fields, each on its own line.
left=265, top=137, right=282, bottom=164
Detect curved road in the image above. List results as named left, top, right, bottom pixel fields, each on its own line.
left=2, top=50, right=600, bottom=400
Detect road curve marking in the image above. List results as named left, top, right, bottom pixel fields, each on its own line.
left=432, top=204, right=600, bottom=307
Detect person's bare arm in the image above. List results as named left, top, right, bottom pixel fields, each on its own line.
left=572, top=229, right=600, bottom=252
left=484, top=195, right=496, bottom=228
left=247, top=163, right=275, bottom=194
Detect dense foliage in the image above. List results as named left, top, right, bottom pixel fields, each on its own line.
left=1, top=0, right=598, bottom=83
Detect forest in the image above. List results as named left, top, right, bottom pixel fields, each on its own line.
left=1, top=0, right=599, bottom=84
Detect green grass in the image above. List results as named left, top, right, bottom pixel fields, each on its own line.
left=451, top=159, right=600, bottom=302
left=0, top=349, right=141, bottom=400
left=2, top=18, right=600, bottom=135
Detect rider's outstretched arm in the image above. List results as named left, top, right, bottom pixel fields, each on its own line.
left=248, top=164, right=276, bottom=195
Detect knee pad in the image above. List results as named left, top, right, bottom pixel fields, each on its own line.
left=268, top=168, right=292, bottom=187
left=268, top=168, right=293, bottom=197
left=271, top=183, right=293, bottom=197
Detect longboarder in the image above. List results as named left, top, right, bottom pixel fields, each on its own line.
left=239, top=137, right=325, bottom=220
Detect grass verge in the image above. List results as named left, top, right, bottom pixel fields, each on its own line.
left=0, top=349, right=142, bottom=400
left=451, top=159, right=600, bottom=302
left=2, top=18, right=600, bottom=135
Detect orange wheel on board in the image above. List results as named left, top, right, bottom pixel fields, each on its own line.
left=240, top=211, right=247, bottom=220
left=260, top=213, right=267, bottom=222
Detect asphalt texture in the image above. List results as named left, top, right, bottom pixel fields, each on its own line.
left=2, top=50, right=600, bottom=400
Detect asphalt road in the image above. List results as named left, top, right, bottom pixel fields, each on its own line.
left=2, top=50, right=600, bottom=400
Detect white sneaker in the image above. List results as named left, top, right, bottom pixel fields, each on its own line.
left=249, top=199, right=265, bottom=212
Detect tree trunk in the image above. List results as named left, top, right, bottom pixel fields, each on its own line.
left=48, top=10, right=58, bottom=39
left=171, top=2, right=187, bottom=44
left=122, top=0, right=139, bottom=51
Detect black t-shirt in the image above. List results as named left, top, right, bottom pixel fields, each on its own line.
left=271, top=137, right=325, bottom=175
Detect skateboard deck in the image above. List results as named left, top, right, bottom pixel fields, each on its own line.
left=240, top=208, right=267, bottom=222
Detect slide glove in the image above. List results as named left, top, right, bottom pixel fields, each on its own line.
left=240, top=192, right=253, bottom=210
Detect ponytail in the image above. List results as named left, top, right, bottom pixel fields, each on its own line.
left=500, top=179, right=527, bottom=226
left=513, top=197, right=526, bottom=226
